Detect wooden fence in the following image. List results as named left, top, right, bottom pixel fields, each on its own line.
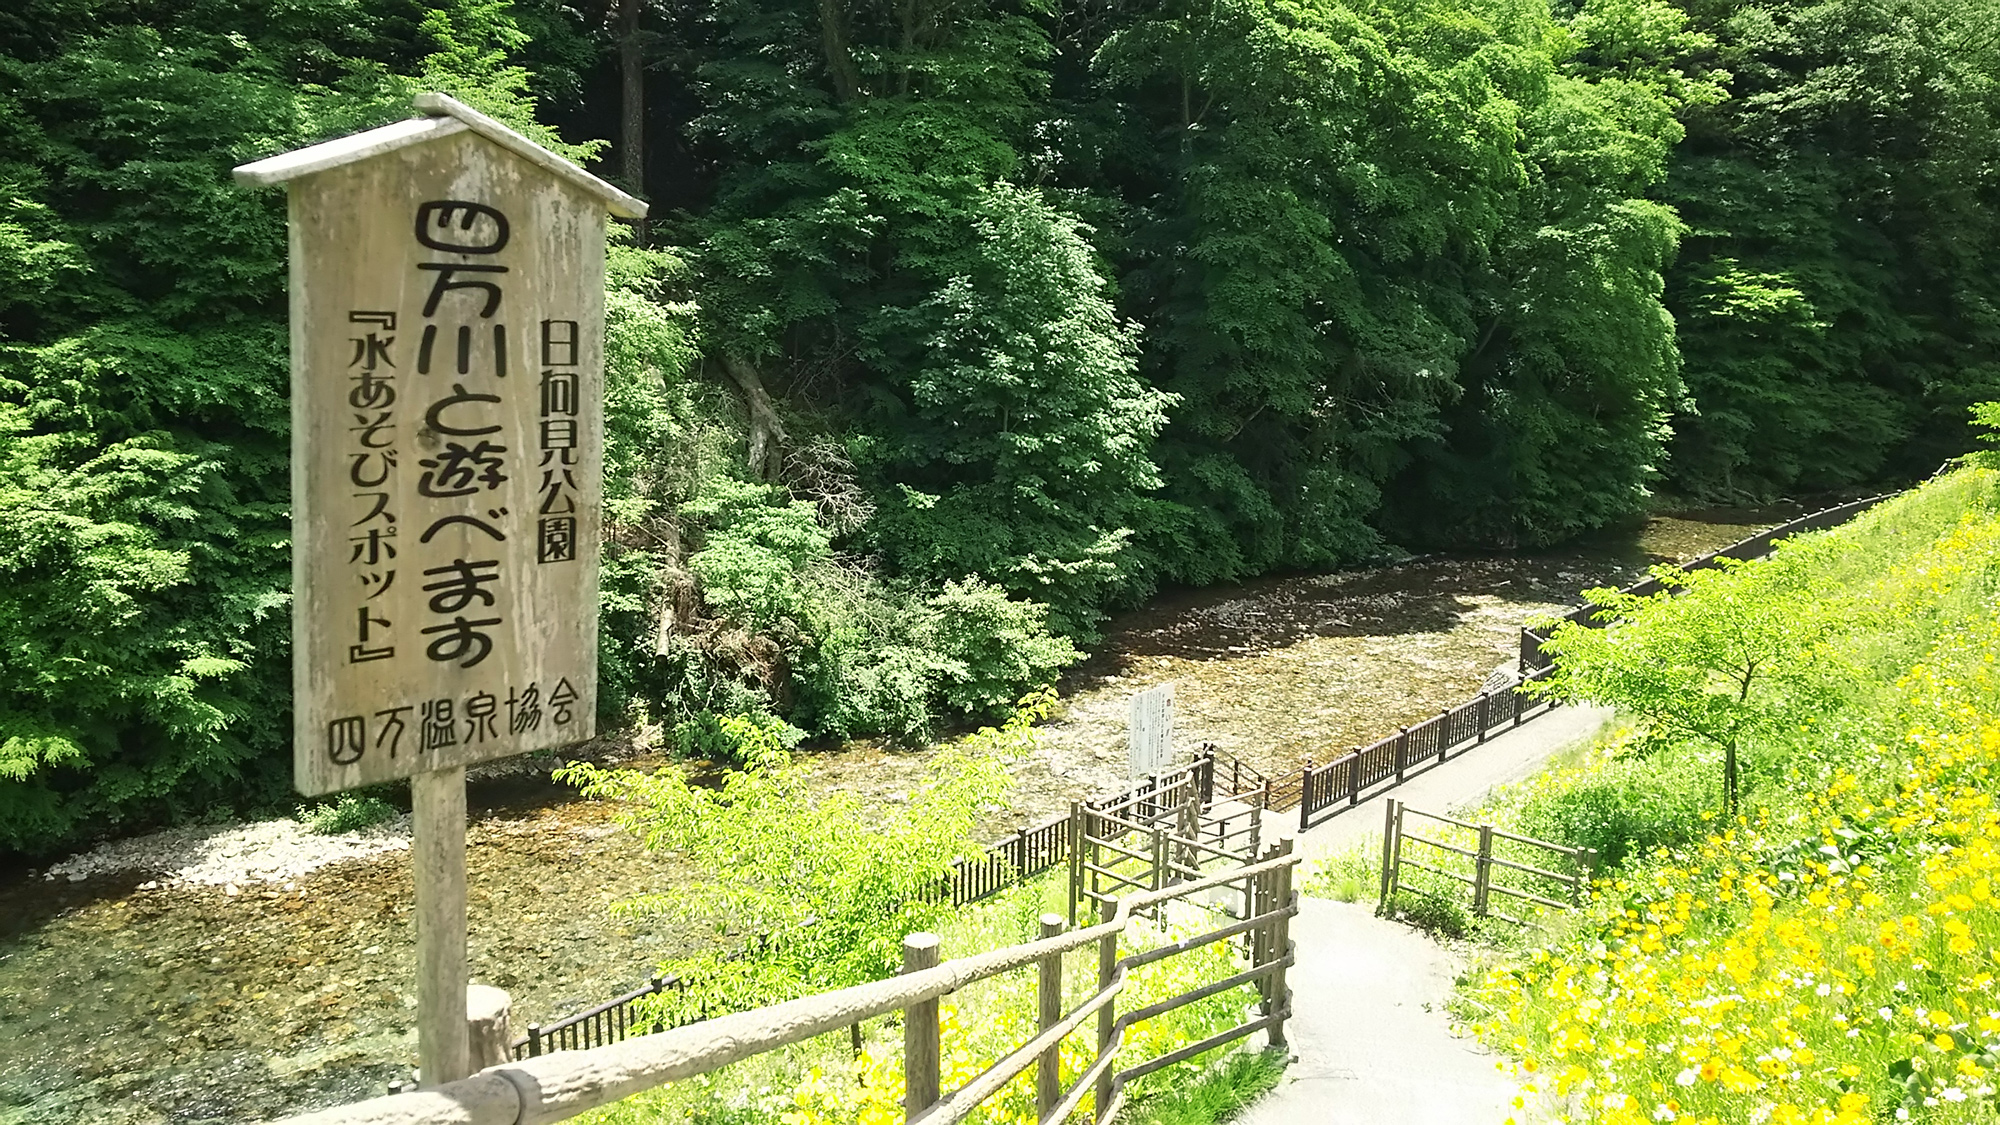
left=1285, top=665, right=1558, bottom=832
left=513, top=748, right=1261, bottom=1059
left=278, top=847, right=1300, bottom=1125
left=1377, top=799, right=1594, bottom=924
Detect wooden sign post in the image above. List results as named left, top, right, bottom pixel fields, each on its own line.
left=235, top=95, right=644, bottom=1087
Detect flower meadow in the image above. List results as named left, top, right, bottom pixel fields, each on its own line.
left=1466, top=468, right=2000, bottom=1124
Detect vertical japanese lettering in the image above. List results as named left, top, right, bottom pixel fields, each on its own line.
left=415, top=202, right=514, bottom=670
left=537, top=319, right=581, bottom=564
left=343, top=311, right=400, bottom=664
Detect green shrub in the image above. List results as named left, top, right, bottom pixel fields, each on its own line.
left=1504, top=743, right=1717, bottom=869
left=1386, top=889, right=1469, bottom=940
left=558, top=698, right=1045, bottom=1005
left=299, top=793, right=397, bottom=835
left=1302, top=843, right=1381, bottom=904
left=667, top=711, right=801, bottom=767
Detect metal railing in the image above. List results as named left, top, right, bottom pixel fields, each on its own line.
left=1377, top=799, right=1595, bottom=924
left=513, top=975, right=682, bottom=1059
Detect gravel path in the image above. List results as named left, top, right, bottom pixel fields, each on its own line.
left=1239, top=703, right=1614, bottom=1125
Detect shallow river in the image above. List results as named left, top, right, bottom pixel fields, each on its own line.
left=0, top=503, right=1803, bottom=1123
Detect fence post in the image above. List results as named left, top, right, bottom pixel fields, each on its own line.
left=1248, top=852, right=1269, bottom=1010
left=1437, top=710, right=1450, bottom=762
left=1269, top=838, right=1294, bottom=1049
left=1377, top=798, right=1398, bottom=910
left=1348, top=748, right=1362, bottom=806
left=1197, top=747, right=1215, bottom=806
left=903, top=933, right=941, bottom=1121
left=1037, top=914, right=1065, bottom=1121
left=1015, top=825, right=1030, bottom=884
left=1297, top=758, right=1313, bottom=833
left=1094, top=897, right=1119, bottom=1124
left=1068, top=801, right=1084, bottom=927
left=1473, top=824, right=1494, bottom=917
left=1151, top=826, right=1167, bottom=891
left=1395, top=727, right=1409, bottom=783
left=1577, top=847, right=1600, bottom=904
left=1477, top=692, right=1489, bottom=742
left=1384, top=802, right=1406, bottom=909
left=1513, top=688, right=1524, bottom=727
left=526, top=1023, right=542, bottom=1058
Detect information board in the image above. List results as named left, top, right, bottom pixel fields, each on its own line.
left=281, top=120, right=607, bottom=794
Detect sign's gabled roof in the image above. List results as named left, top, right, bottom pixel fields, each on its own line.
left=232, top=92, right=647, bottom=219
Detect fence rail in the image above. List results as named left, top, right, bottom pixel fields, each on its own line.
left=513, top=975, right=681, bottom=1060
left=516, top=747, right=1261, bottom=1060
left=277, top=848, right=1301, bottom=1125
left=1283, top=665, right=1557, bottom=830
left=1519, top=492, right=1894, bottom=672
left=1377, top=799, right=1594, bottom=925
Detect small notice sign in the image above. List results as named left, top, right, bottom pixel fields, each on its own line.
left=239, top=96, right=645, bottom=796
left=1129, top=682, right=1175, bottom=778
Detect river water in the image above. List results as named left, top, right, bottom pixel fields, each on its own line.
left=0, top=503, right=1801, bottom=1124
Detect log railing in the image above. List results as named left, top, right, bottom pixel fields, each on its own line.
left=273, top=846, right=1300, bottom=1125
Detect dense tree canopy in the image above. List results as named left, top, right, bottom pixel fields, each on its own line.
left=1, top=0, right=1993, bottom=853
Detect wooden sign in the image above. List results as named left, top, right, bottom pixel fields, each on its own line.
left=1128, top=682, right=1175, bottom=778
left=236, top=95, right=646, bottom=796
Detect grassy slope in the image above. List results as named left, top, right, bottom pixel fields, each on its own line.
left=1452, top=468, right=2000, bottom=1124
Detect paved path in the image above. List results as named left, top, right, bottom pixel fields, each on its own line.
left=1236, top=703, right=1614, bottom=1125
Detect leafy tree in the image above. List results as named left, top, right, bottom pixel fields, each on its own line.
left=0, top=0, right=606, bottom=853
left=1661, top=0, right=2000, bottom=498
left=558, top=698, right=1041, bottom=1005
left=682, top=0, right=1168, bottom=635
left=1533, top=555, right=1847, bottom=814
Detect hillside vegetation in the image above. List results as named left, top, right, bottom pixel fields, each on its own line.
left=2, top=0, right=1996, bottom=853
left=1459, top=466, right=2000, bottom=1123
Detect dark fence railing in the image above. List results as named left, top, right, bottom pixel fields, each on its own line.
left=1519, top=492, right=1893, bottom=672
left=513, top=974, right=684, bottom=1059
left=1288, top=665, right=1557, bottom=829
left=947, top=813, right=1071, bottom=906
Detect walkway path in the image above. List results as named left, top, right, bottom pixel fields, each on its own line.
left=1237, top=703, right=1614, bottom=1125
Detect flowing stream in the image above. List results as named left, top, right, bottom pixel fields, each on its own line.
left=0, top=502, right=1805, bottom=1124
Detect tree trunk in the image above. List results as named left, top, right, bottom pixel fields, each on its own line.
left=817, top=0, right=862, bottom=103
left=1724, top=742, right=1739, bottom=819
left=720, top=354, right=789, bottom=482
left=617, top=0, right=648, bottom=242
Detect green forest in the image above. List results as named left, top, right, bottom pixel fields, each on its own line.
left=1, top=0, right=1995, bottom=855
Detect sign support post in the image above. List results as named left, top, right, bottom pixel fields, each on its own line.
left=235, top=94, right=645, bottom=1090
left=413, top=767, right=470, bottom=1085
